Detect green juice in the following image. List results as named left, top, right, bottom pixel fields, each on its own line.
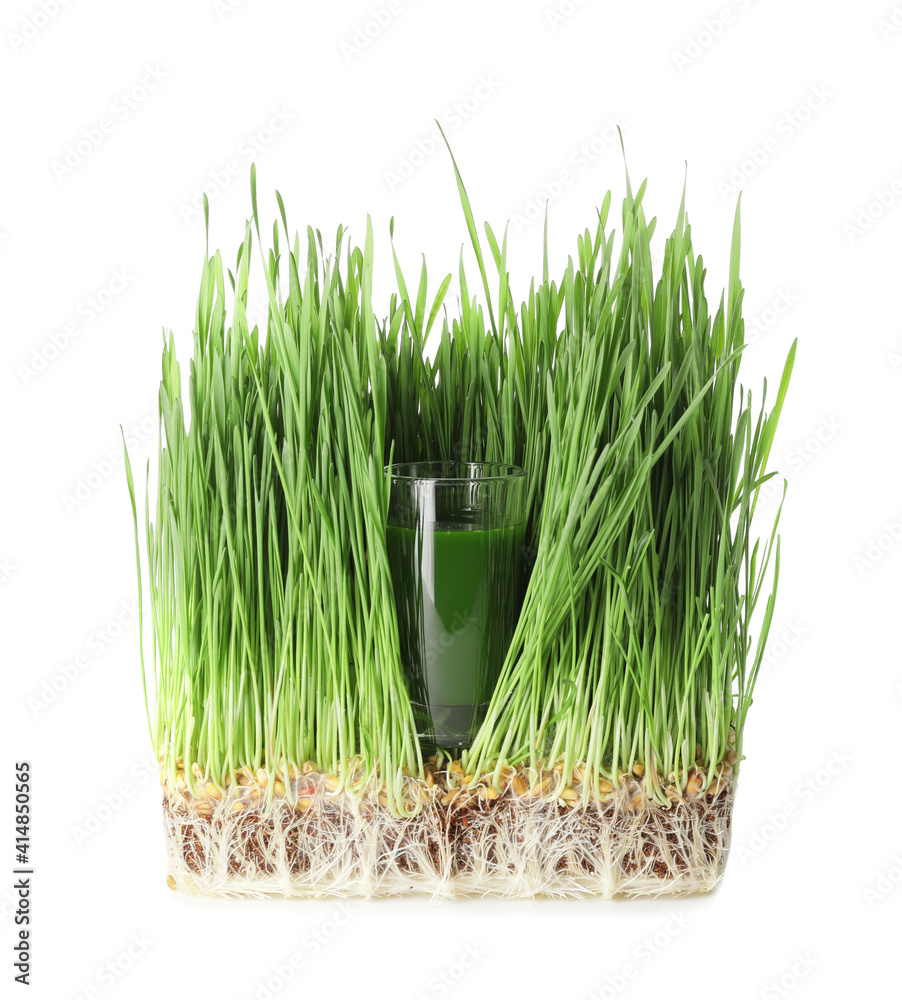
left=387, top=521, right=525, bottom=749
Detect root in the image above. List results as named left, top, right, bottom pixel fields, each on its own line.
left=162, top=762, right=735, bottom=900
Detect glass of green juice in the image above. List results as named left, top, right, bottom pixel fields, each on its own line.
left=387, top=461, right=527, bottom=750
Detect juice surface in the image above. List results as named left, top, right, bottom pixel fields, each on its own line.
left=387, top=521, right=525, bottom=748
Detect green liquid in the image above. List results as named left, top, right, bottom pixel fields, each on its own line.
left=387, top=521, right=525, bottom=749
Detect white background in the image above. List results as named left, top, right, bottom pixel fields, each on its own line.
left=2, top=1, right=900, bottom=997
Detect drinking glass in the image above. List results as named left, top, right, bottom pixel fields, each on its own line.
left=386, top=461, right=527, bottom=749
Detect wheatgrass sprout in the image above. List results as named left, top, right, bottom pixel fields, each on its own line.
left=460, top=178, right=795, bottom=806
left=127, top=187, right=422, bottom=814
left=126, top=149, right=794, bottom=899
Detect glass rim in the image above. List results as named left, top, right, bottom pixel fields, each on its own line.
left=387, top=460, right=526, bottom=484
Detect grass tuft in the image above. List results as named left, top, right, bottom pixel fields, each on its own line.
left=126, top=151, right=794, bottom=813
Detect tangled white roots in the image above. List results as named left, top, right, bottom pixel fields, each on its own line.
left=163, top=766, right=735, bottom=899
